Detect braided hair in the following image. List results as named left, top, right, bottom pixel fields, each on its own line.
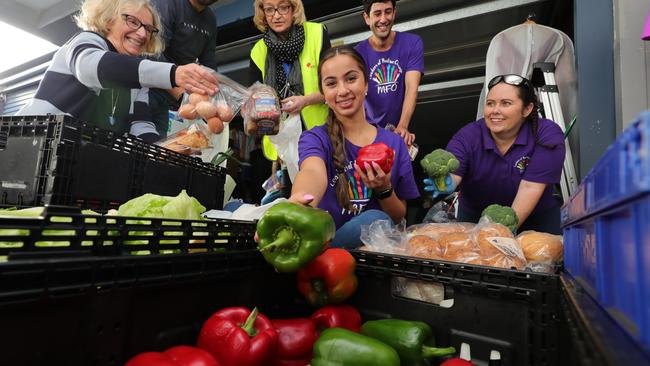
left=514, top=81, right=556, bottom=149
left=317, top=45, right=369, bottom=212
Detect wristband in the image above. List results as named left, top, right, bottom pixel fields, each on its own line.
left=375, top=187, right=393, bottom=200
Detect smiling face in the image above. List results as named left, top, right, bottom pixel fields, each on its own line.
left=106, top=6, right=154, bottom=56
left=483, top=82, right=534, bottom=138
left=262, top=0, right=294, bottom=37
left=320, top=53, right=368, bottom=120
left=363, top=1, right=395, bottom=40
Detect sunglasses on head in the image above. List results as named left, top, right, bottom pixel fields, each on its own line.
left=487, top=74, right=533, bottom=91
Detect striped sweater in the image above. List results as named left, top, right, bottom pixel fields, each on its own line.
left=17, top=31, right=177, bottom=138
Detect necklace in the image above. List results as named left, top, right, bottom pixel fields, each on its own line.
left=108, top=89, right=119, bottom=126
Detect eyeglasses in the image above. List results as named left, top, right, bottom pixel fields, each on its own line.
left=262, top=4, right=292, bottom=17
left=121, top=14, right=159, bottom=37
left=487, top=74, right=533, bottom=91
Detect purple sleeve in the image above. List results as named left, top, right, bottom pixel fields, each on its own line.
left=445, top=129, right=470, bottom=178
left=405, top=35, right=424, bottom=73
left=298, top=128, right=329, bottom=167
left=523, top=121, right=566, bottom=184
left=393, top=140, right=420, bottom=200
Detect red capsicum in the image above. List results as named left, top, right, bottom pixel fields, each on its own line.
left=197, top=307, right=277, bottom=366
left=125, top=345, right=220, bottom=366
left=310, top=304, right=362, bottom=332
left=271, top=318, right=319, bottom=366
left=297, top=248, right=358, bottom=307
left=355, top=142, right=395, bottom=174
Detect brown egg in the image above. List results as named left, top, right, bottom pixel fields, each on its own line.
left=195, top=101, right=218, bottom=119
left=178, top=103, right=198, bottom=120
left=188, top=93, right=209, bottom=105
left=207, top=116, right=224, bottom=134
left=216, top=102, right=234, bottom=122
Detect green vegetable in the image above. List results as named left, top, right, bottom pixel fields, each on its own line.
left=117, top=189, right=206, bottom=220
left=360, top=319, right=456, bottom=366
left=481, top=204, right=519, bottom=233
left=311, top=327, right=401, bottom=366
left=420, top=149, right=459, bottom=191
left=256, top=202, right=335, bottom=272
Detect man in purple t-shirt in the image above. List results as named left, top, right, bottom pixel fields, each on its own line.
left=299, top=125, right=420, bottom=229
left=354, top=0, right=424, bottom=146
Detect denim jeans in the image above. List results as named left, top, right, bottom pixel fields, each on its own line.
left=331, top=209, right=392, bottom=249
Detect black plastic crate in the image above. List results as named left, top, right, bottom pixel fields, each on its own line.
left=350, top=250, right=562, bottom=366
left=0, top=238, right=562, bottom=366
left=0, top=115, right=137, bottom=210
left=0, top=115, right=226, bottom=210
left=0, top=205, right=257, bottom=260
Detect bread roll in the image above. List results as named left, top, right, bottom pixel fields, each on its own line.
left=407, top=235, right=442, bottom=260
left=516, top=231, right=563, bottom=262
left=439, top=232, right=481, bottom=263
left=475, top=223, right=514, bottom=256
left=409, top=223, right=471, bottom=241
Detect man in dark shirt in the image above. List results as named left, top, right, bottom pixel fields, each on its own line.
left=149, top=0, right=219, bottom=138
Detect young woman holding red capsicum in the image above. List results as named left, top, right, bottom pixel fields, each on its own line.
left=289, top=45, right=419, bottom=248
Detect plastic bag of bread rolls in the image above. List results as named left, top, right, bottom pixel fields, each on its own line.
left=516, top=230, right=563, bottom=272
left=470, top=222, right=526, bottom=270
left=406, top=222, right=475, bottom=241
left=407, top=235, right=442, bottom=260
left=438, top=231, right=482, bottom=264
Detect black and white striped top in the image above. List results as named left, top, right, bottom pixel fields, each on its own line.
left=18, top=31, right=178, bottom=138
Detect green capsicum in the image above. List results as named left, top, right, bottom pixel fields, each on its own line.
left=257, top=202, right=335, bottom=272
left=360, top=319, right=456, bottom=366
left=311, top=328, right=400, bottom=366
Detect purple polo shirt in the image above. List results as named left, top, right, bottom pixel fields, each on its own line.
left=299, top=125, right=420, bottom=229
left=446, top=118, right=565, bottom=215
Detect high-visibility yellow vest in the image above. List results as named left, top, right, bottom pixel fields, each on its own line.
left=250, top=21, right=329, bottom=161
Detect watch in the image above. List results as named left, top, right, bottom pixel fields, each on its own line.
left=375, top=187, right=393, bottom=200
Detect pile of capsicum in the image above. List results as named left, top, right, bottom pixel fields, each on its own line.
left=125, top=304, right=462, bottom=366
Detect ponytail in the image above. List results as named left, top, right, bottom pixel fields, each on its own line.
left=326, top=113, right=354, bottom=212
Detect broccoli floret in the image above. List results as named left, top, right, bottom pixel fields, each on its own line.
left=481, top=204, right=519, bottom=233
left=420, top=149, right=460, bottom=191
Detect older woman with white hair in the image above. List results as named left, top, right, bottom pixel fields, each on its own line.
left=18, top=0, right=218, bottom=142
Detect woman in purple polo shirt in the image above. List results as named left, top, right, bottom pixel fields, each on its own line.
left=428, top=74, right=565, bottom=234
left=289, top=45, right=420, bottom=248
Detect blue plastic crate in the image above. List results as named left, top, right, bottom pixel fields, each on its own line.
left=563, top=193, right=650, bottom=352
left=561, top=184, right=586, bottom=225
left=563, top=110, right=650, bottom=226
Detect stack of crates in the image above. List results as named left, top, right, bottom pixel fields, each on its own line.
left=561, top=110, right=650, bottom=353
left=0, top=115, right=226, bottom=210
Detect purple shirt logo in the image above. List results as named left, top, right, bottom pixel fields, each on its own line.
left=514, top=156, right=531, bottom=174
left=329, top=161, right=372, bottom=216
left=369, top=58, right=403, bottom=94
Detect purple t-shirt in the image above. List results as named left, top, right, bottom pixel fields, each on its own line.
left=298, top=125, right=420, bottom=228
left=446, top=118, right=565, bottom=215
left=355, top=32, right=424, bottom=128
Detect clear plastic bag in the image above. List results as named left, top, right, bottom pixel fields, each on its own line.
left=267, top=113, right=302, bottom=182
left=359, top=220, right=407, bottom=254
left=423, top=200, right=457, bottom=223
left=156, top=120, right=212, bottom=156
left=470, top=221, right=527, bottom=270
left=176, top=68, right=247, bottom=133
left=242, top=82, right=281, bottom=136
left=406, top=222, right=474, bottom=241
left=516, top=230, right=563, bottom=273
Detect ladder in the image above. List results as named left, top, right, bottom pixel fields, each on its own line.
left=532, top=62, right=578, bottom=202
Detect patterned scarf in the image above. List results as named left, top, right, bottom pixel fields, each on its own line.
left=263, top=24, right=305, bottom=97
